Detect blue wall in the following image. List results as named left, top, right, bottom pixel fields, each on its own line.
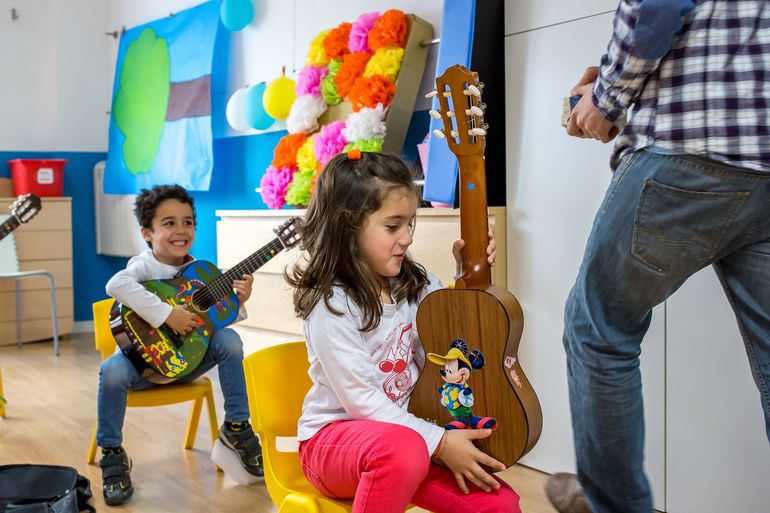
left=1, top=110, right=430, bottom=322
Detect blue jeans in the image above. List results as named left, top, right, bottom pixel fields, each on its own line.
left=96, top=327, right=249, bottom=447
left=563, top=150, right=770, bottom=513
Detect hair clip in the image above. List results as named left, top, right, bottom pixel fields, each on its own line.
left=347, top=148, right=362, bottom=160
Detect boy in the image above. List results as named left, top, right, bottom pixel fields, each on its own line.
left=98, top=185, right=263, bottom=506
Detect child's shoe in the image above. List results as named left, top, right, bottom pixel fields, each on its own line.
left=100, top=447, right=133, bottom=506
left=219, top=422, right=264, bottom=477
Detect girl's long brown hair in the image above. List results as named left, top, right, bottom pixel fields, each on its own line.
left=286, top=151, right=428, bottom=332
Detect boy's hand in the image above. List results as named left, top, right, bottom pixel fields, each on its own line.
left=233, top=274, right=254, bottom=303
left=452, top=229, right=497, bottom=277
left=165, top=305, right=201, bottom=335
left=437, top=429, right=506, bottom=494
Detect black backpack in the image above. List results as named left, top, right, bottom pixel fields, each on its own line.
left=0, top=465, right=94, bottom=513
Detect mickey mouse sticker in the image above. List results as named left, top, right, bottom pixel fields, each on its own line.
left=427, top=338, right=497, bottom=430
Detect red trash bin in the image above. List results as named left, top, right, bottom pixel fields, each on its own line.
left=8, top=159, right=67, bottom=197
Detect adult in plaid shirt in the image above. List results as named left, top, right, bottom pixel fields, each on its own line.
left=549, top=1, right=770, bottom=512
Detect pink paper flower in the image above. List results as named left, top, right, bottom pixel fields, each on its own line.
left=260, top=165, right=297, bottom=209
left=348, top=11, right=380, bottom=53
left=295, top=65, right=329, bottom=97
left=313, top=121, right=349, bottom=166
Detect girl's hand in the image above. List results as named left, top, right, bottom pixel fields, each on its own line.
left=452, top=229, right=497, bottom=277
left=437, top=429, right=506, bottom=494
left=233, top=274, right=254, bottom=302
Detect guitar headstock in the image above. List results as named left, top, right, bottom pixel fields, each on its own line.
left=275, top=217, right=302, bottom=250
left=427, top=64, right=488, bottom=157
left=10, top=194, right=42, bottom=225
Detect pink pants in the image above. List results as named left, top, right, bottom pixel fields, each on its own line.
left=299, top=420, right=521, bottom=513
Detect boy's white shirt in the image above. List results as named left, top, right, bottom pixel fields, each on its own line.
left=297, top=272, right=446, bottom=454
left=105, top=248, right=247, bottom=328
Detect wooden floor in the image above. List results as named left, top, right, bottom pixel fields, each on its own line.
left=0, top=332, right=558, bottom=513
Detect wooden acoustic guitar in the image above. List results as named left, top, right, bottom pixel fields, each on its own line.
left=409, top=65, right=542, bottom=467
left=111, top=217, right=302, bottom=384
left=0, top=194, right=42, bottom=242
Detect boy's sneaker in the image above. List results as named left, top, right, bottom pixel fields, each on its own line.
left=219, top=423, right=264, bottom=477
left=100, top=448, right=133, bottom=506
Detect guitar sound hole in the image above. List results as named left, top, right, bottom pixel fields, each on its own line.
left=190, top=289, right=213, bottom=312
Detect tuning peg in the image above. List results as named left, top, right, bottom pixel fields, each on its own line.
left=469, top=128, right=486, bottom=136
left=450, top=130, right=459, bottom=138
left=477, top=82, right=485, bottom=90
left=446, top=111, right=455, bottom=118
left=467, top=84, right=481, bottom=97
left=432, top=128, right=446, bottom=139
left=467, top=106, right=484, bottom=116
left=425, top=90, right=438, bottom=99
left=429, top=109, right=441, bottom=119
left=442, top=91, right=452, bottom=97
left=481, top=123, right=489, bottom=130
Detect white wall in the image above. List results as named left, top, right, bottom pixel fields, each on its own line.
left=0, top=0, right=57, bottom=151
left=0, top=0, right=108, bottom=152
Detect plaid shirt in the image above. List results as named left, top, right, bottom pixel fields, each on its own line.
left=593, top=0, right=770, bottom=171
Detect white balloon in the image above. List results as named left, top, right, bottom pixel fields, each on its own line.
left=226, top=87, right=251, bottom=132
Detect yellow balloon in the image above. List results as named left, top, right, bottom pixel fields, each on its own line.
left=262, top=76, right=296, bottom=120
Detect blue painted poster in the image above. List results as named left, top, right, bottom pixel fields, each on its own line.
left=105, top=1, right=219, bottom=193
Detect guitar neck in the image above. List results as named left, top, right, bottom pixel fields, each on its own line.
left=205, top=238, right=286, bottom=299
left=0, top=216, right=20, bottom=242
left=457, top=154, right=491, bottom=289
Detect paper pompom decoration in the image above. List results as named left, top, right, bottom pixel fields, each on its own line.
left=260, top=9, right=412, bottom=209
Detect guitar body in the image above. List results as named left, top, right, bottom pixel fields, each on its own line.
left=112, top=260, right=239, bottom=384
left=413, top=284, right=541, bottom=466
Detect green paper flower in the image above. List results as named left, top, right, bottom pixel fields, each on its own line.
left=285, top=169, right=315, bottom=207
left=344, top=138, right=384, bottom=153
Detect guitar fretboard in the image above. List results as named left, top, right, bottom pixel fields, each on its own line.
left=0, top=216, right=20, bottom=241
left=203, top=238, right=286, bottom=302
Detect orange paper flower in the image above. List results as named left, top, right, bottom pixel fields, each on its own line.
left=368, top=9, right=407, bottom=51
left=272, top=133, right=308, bottom=169
left=347, top=75, right=396, bottom=112
left=324, top=22, right=352, bottom=61
left=334, top=52, right=372, bottom=98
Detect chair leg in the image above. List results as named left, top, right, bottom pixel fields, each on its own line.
left=15, top=280, right=22, bottom=349
left=184, top=397, right=204, bottom=450
left=86, top=422, right=99, bottom=464
left=205, top=387, right=219, bottom=444
left=0, top=368, right=5, bottom=418
left=278, top=494, right=320, bottom=513
left=47, top=273, right=59, bottom=356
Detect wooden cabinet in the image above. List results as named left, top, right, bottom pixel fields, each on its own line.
left=216, top=207, right=507, bottom=337
left=0, top=197, right=73, bottom=345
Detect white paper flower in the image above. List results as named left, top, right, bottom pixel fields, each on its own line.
left=286, top=94, right=328, bottom=134
left=341, top=103, right=387, bottom=142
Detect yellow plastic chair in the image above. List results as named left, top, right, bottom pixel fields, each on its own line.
left=244, top=342, right=425, bottom=513
left=244, top=342, right=353, bottom=513
left=86, top=298, right=219, bottom=464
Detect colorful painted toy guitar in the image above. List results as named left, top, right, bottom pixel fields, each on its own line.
left=409, top=65, right=542, bottom=466
left=111, top=217, right=302, bottom=384
left=0, top=194, right=42, bottom=241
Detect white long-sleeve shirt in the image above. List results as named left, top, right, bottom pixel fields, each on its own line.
left=105, top=249, right=247, bottom=328
left=297, top=273, right=445, bottom=454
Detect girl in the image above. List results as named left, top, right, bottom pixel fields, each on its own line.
left=287, top=150, right=521, bottom=513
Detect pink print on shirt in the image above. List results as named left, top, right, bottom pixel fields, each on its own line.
left=378, top=322, right=414, bottom=405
